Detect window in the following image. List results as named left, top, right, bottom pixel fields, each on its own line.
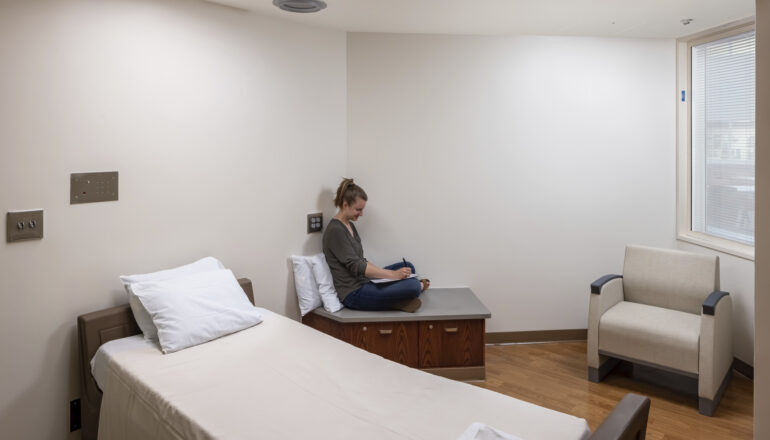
left=677, top=20, right=755, bottom=260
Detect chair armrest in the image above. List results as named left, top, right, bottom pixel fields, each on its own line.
left=702, top=290, right=729, bottom=315
left=699, top=293, right=732, bottom=403
left=591, top=274, right=623, bottom=294
left=588, top=277, right=624, bottom=368
left=588, top=393, right=651, bottom=440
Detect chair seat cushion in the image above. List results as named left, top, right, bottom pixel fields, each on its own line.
left=599, top=301, right=700, bottom=374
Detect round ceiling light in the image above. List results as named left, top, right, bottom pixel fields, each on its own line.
left=273, top=0, right=327, bottom=13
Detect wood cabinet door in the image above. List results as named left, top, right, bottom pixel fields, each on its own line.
left=301, top=313, right=344, bottom=340
left=419, top=320, right=484, bottom=368
left=344, top=321, right=419, bottom=367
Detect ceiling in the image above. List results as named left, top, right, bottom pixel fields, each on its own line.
left=205, top=0, right=754, bottom=39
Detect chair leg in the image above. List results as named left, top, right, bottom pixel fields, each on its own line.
left=699, top=370, right=732, bottom=416
left=588, top=357, right=620, bottom=383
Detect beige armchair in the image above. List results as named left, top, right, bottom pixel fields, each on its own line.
left=587, top=245, right=732, bottom=416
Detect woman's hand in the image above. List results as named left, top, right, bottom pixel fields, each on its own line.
left=365, top=262, right=412, bottom=280
left=389, top=267, right=411, bottom=280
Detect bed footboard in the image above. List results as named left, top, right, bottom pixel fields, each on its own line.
left=588, top=393, right=651, bottom=440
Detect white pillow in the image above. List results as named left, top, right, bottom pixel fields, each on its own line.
left=131, top=269, right=262, bottom=354
left=120, top=256, right=225, bottom=340
left=291, top=255, right=322, bottom=316
left=309, top=254, right=344, bottom=313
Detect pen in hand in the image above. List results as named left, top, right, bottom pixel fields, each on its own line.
left=402, top=257, right=409, bottom=278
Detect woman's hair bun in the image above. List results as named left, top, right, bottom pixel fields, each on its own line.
left=334, top=178, right=367, bottom=208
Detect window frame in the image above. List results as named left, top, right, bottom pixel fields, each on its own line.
left=676, top=18, right=756, bottom=261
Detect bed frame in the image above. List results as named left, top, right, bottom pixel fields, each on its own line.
left=76, top=278, right=649, bottom=440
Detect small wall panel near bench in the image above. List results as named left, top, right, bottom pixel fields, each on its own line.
left=302, top=288, right=491, bottom=380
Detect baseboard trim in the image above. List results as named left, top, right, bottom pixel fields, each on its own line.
left=732, top=357, right=754, bottom=380
left=485, top=329, right=587, bottom=344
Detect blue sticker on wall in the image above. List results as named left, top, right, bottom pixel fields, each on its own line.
left=681, top=90, right=686, bottom=102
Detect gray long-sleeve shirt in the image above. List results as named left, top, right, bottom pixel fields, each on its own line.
left=322, top=218, right=369, bottom=300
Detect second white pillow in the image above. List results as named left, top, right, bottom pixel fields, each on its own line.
left=309, top=254, right=344, bottom=313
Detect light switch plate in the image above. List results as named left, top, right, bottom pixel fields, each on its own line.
left=71, top=171, right=118, bottom=204
left=307, top=212, right=323, bottom=233
left=6, top=210, right=44, bottom=242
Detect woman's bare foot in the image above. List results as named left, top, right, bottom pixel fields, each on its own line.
left=420, top=279, right=430, bottom=292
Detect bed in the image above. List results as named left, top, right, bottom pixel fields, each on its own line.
left=78, top=278, right=650, bottom=440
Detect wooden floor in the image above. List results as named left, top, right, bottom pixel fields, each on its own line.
left=474, top=341, right=753, bottom=439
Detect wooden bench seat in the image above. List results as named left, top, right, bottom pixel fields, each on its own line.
left=302, top=288, right=491, bottom=380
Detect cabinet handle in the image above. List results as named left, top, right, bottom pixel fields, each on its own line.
left=428, top=324, right=433, bottom=329
left=362, top=326, right=367, bottom=332
left=444, top=327, right=458, bottom=333
left=378, top=329, right=393, bottom=335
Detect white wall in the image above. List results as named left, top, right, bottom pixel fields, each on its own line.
left=0, top=1, right=347, bottom=438
left=347, top=32, right=755, bottom=364
left=347, top=32, right=756, bottom=365
left=755, top=0, right=769, bottom=435
left=347, top=32, right=677, bottom=332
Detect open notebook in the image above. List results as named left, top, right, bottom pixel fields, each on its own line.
left=370, top=273, right=419, bottom=284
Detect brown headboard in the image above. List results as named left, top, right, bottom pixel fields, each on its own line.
left=76, top=278, right=254, bottom=440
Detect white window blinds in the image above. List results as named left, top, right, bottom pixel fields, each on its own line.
left=691, top=31, right=755, bottom=246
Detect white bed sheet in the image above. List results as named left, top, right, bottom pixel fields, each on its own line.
left=91, top=335, right=154, bottom=391
left=93, top=307, right=591, bottom=440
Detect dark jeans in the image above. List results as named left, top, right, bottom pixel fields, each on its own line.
left=342, top=261, right=421, bottom=311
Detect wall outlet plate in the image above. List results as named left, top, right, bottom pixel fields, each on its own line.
left=307, top=212, right=323, bottom=233
left=6, top=210, right=44, bottom=242
left=71, top=171, right=118, bottom=204
left=70, top=398, right=81, bottom=432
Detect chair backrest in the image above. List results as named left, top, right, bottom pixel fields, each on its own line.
left=623, top=245, right=719, bottom=315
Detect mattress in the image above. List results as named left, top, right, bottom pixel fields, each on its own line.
left=91, top=334, right=153, bottom=391
left=93, top=307, right=591, bottom=440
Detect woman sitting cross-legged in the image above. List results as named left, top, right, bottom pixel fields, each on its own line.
left=322, top=178, right=429, bottom=313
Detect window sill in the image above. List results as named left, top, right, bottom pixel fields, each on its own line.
left=677, top=231, right=754, bottom=261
